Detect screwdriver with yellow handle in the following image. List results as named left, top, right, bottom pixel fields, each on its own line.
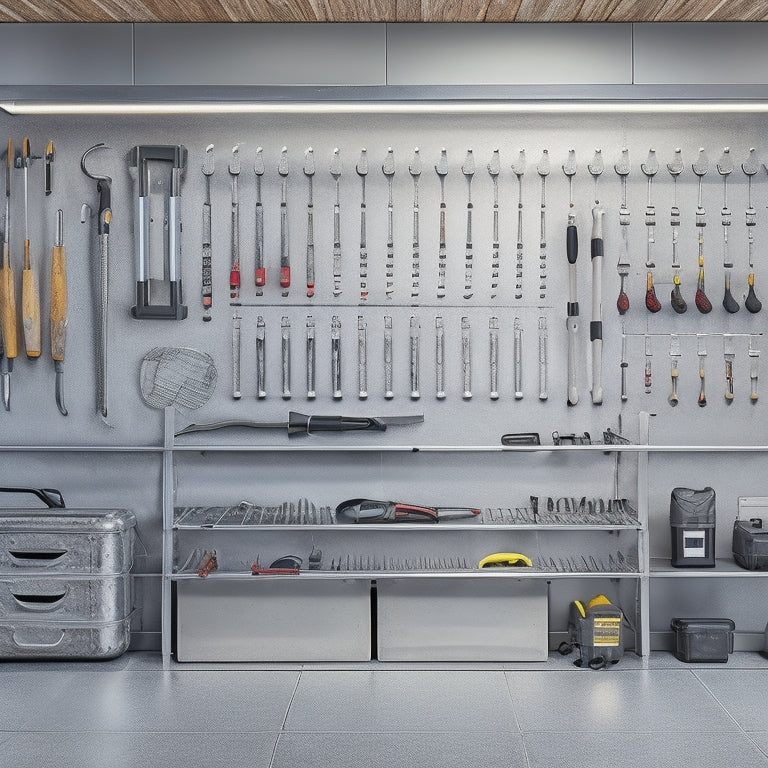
left=0, top=139, right=17, bottom=409
left=50, top=209, right=67, bottom=416
left=21, top=138, right=41, bottom=359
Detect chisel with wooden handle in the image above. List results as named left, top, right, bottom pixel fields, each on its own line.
left=21, top=138, right=41, bottom=359
left=0, top=139, right=17, bottom=409
left=50, top=209, right=67, bottom=415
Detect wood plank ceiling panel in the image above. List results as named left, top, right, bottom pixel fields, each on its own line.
left=0, top=0, right=756, bottom=22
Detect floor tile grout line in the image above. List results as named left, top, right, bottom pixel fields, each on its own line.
left=268, top=668, right=303, bottom=768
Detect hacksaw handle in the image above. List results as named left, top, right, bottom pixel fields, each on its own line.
left=22, top=240, right=41, bottom=358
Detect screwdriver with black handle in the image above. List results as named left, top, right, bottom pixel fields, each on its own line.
left=21, top=138, right=41, bottom=359
left=0, top=139, right=17, bottom=409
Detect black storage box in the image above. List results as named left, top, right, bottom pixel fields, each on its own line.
left=732, top=518, right=768, bottom=570
left=670, top=618, right=735, bottom=663
left=670, top=487, right=716, bottom=568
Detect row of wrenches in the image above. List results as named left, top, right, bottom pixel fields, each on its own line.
left=231, top=313, right=549, bottom=401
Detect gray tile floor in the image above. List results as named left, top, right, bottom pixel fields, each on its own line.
left=2, top=652, right=768, bottom=768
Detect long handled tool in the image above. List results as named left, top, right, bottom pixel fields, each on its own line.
left=357, top=315, right=367, bottom=399
left=409, top=148, right=421, bottom=299
left=383, top=147, right=395, bottom=299
left=667, top=149, right=687, bottom=313
left=254, top=147, right=265, bottom=295
left=744, top=149, right=762, bottom=312
left=488, top=149, right=500, bottom=299
left=80, top=143, right=112, bottom=418
left=489, top=316, right=499, bottom=400
left=563, top=149, right=578, bottom=406
left=201, top=144, right=214, bottom=319
left=435, top=316, right=445, bottom=399
left=669, top=334, right=681, bottom=407
left=278, top=147, right=290, bottom=297
left=50, top=209, right=67, bottom=416
left=461, top=149, right=475, bottom=300
left=228, top=144, right=241, bottom=300
left=383, top=315, right=393, bottom=399
left=641, top=149, right=661, bottom=313
left=281, top=316, right=291, bottom=399
left=697, top=334, right=707, bottom=407
left=537, top=150, right=550, bottom=300
left=614, top=148, right=631, bottom=314
left=717, top=148, right=739, bottom=313
left=724, top=334, right=735, bottom=403
left=256, top=315, right=265, bottom=399
left=588, top=150, right=605, bottom=405
left=410, top=316, right=420, bottom=400
left=512, top=150, right=525, bottom=301
left=749, top=334, right=760, bottom=402
left=356, top=149, right=368, bottom=301
left=21, top=138, right=41, bottom=359
left=306, top=316, right=316, bottom=399
left=330, top=149, right=343, bottom=298
left=303, top=148, right=315, bottom=298
left=692, top=148, right=712, bottom=313
left=538, top=316, right=548, bottom=401
left=0, top=139, right=17, bottom=409
left=435, top=149, right=448, bottom=298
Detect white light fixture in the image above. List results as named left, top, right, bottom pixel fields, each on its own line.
left=3, top=100, right=768, bottom=115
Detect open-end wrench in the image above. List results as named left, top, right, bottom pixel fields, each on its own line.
left=358, top=315, right=367, bottom=399
left=563, top=149, right=578, bottom=406
left=303, top=148, right=315, bottom=298
left=254, top=147, right=265, bottom=294
left=409, top=149, right=421, bottom=299
left=512, top=149, right=526, bottom=301
left=588, top=149, right=605, bottom=405
left=410, top=316, right=420, bottom=399
left=641, top=149, right=661, bottom=313
left=384, top=315, right=393, bottom=399
left=256, top=315, right=266, bottom=399
left=383, top=148, right=395, bottom=299
left=668, top=148, right=687, bottom=313
left=356, top=148, right=369, bottom=301
left=201, top=144, right=214, bottom=319
left=489, top=317, right=499, bottom=400
left=331, top=315, right=342, bottom=399
left=462, top=149, right=475, bottom=299
left=614, top=148, right=631, bottom=314
left=281, top=316, right=291, bottom=399
left=744, top=148, right=762, bottom=312
left=717, top=148, right=739, bottom=313
left=488, top=149, right=500, bottom=299
left=306, top=316, right=316, bottom=399
left=228, top=144, right=241, bottom=300
left=330, top=149, right=342, bottom=297
left=278, top=147, right=290, bottom=296
left=537, top=150, right=550, bottom=300
left=461, top=316, right=472, bottom=399
left=693, top=148, right=712, bottom=313
left=435, top=316, right=445, bottom=399
left=435, top=149, right=448, bottom=298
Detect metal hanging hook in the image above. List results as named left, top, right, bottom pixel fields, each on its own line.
left=80, top=143, right=112, bottom=183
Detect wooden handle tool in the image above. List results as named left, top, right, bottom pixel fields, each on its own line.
left=50, top=209, right=67, bottom=415
left=21, top=138, right=41, bottom=358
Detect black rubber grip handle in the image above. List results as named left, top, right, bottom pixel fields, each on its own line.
left=590, top=321, right=603, bottom=341
left=567, top=224, right=578, bottom=264
left=0, top=487, right=65, bottom=508
left=591, top=238, right=603, bottom=259
left=287, top=412, right=387, bottom=434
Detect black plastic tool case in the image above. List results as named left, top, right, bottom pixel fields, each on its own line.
left=732, top=519, right=768, bottom=570
left=670, top=618, right=735, bottom=663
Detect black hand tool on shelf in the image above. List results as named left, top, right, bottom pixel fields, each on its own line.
left=175, top=412, right=424, bottom=437
left=336, top=498, right=480, bottom=524
left=0, top=140, right=16, bottom=409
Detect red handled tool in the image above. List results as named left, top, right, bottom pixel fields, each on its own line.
left=336, top=498, right=480, bottom=524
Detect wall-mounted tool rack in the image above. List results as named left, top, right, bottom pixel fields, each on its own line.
left=2, top=91, right=768, bottom=663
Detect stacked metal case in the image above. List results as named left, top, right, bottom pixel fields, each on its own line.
left=0, top=491, right=136, bottom=659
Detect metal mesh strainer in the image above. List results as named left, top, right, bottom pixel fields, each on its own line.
left=140, top=347, right=217, bottom=409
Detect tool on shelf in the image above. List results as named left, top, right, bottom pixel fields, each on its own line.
left=256, top=315, right=266, bottom=399
left=0, top=140, right=17, bottom=410
left=201, top=144, right=214, bottom=319
left=514, top=317, right=523, bottom=400
left=537, top=149, right=550, bottom=300
left=254, top=146, right=265, bottom=294
left=717, top=148, right=739, bottom=313
left=306, top=316, right=316, bottom=399
left=129, top=144, right=188, bottom=320
left=278, top=147, right=290, bottom=296
left=528, top=496, right=637, bottom=525
left=641, top=149, right=661, bottom=313
left=251, top=556, right=301, bottom=575
left=744, top=149, right=762, bottom=312
left=409, top=148, right=421, bottom=299
left=232, top=313, right=242, bottom=400
left=512, top=149, right=526, bottom=300
left=552, top=431, right=591, bottom=446
left=139, top=347, right=217, bottom=410
left=357, top=315, right=367, bottom=399
left=489, top=316, right=499, bottom=401
left=500, top=432, right=540, bottom=446
left=383, top=315, right=393, bottom=399
left=461, top=149, right=475, bottom=299
left=228, top=144, right=241, bottom=300
left=174, top=411, right=424, bottom=437
left=44, top=140, right=53, bottom=196
left=196, top=550, right=218, bottom=578
left=538, top=316, right=548, bottom=401
left=50, top=209, right=67, bottom=416
left=175, top=499, right=334, bottom=527
left=80, top=143, right=112, bottom=418
left=488, top=149, right=500, bottom=299
left=410, top=316, right=420, bottom=400
left=724, top=333, right=735, bottom=403
left=644, top=335, right=652, bottom=394
left=667, top=148, right=687, bottom=313
left=356, top=148, right=369, bottom=301
left=697, top=334, right=707, bottom=407
left=281, top=316, right=291, bottom=400
left=336, top=498, right=480, bottom=523
left=330, top=148, right=343, bottom=298
left=479, top=552, right=532, bottom=568
left=692, top=148, right=712, bottom=314
left=620, top=325, right=627, bottom=402
left=331, top=315, right=342, bottom=399
left=669, top=334, right=681, bottom=407
left=20, top=138, right=41, bottom=358
left=383, top=147, right=395, bottom=299
left=303, top=148, right=315, bottom=298
left=749, top=335, right=760, bottom=401
left=588, top=149, right=605, bottom=405
left=435, top=148, right=448, bottom=298
left=461, top=316, right=472, bottom=399
left=563, top=149, right=579, bottom=406
left=435, top=316, right=445, bottom=399
left=614, top=148, right=631, bottom=314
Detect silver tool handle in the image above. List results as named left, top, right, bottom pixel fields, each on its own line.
left=232, top=315, right=241, bottom=400
left=538, top=317, right=548, bottom=401
left=256, top=317, right=266, bottom=399
left=464, top=203, right=473, bottom=298
left=306, top=203, right=315, bottom=297
left=491, top=204, right=500, bottom=299
left=411, top=203, right=420, bottom=298
left=437, top=204, right=446, bottom=298
left=280, top=195, right=290, bottom=292
left=461, top=317, right=472, bottom=399
left=489, top=318, right=499, bottom=400
left=231, top=179, right=240, bottom=297
left=435, top=317, right=445, bottom=399
left=514, top=319, right=523, bottom=400
left=358, top=318, right=367, bottom=399
left=410, top=318, right=420, bottom=400
left=359, top=201, right=368, bottom=300
left=590, top=206, right=605, bottom=405
left=386, top=203, right=394, bottom=298
left=255, top=201, right=264, bottom=291
left=331, top=317, right=342, bottom=399
left=333, top=204, right=342, bottom=297
left=281, top=318, right=291, bottom=399
left=384, top=316, right=393, bottom=399
left=306, top=319, right=316, bottom=399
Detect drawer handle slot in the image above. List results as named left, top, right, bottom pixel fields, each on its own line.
left=12, top=628, right=65, bottom=648
left=11, top=591, right=68, bottom=611
left=8, top=550, right=68, bottom=565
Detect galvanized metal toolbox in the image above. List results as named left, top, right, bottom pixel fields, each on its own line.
left=0, top=488, right=136, bottom=659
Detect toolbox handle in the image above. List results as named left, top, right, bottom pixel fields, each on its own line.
left=8, top=550, right=68, bottom=567
left=11, top=590, right=68, bottom=612
left=12, top=627, right=65, bottom=648
left=0, top=487, right=65, bottom=509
